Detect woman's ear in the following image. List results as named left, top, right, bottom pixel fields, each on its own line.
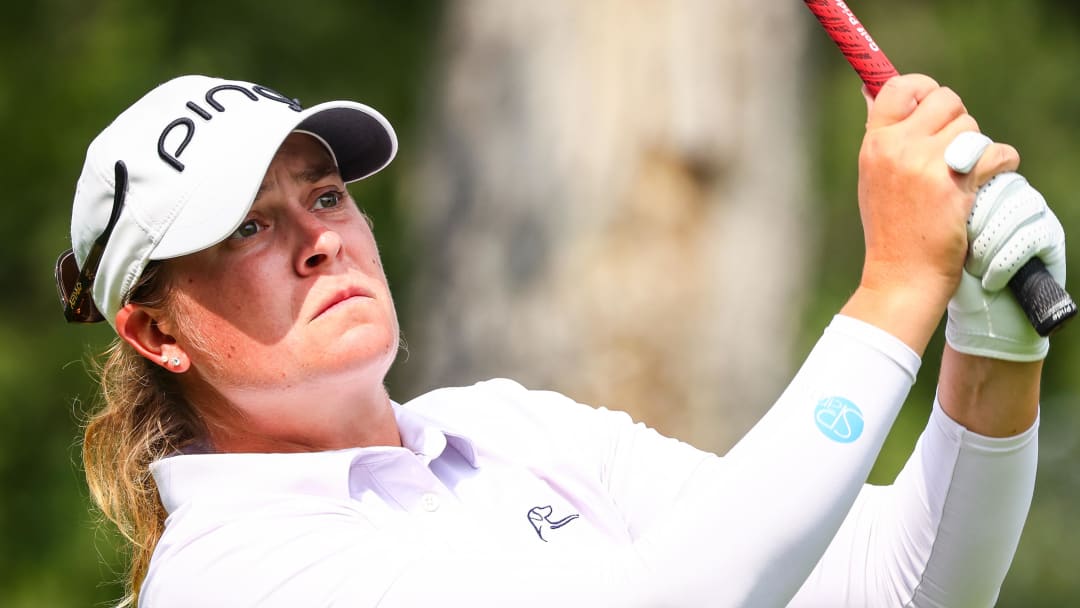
left=115, top=304, right=191, bottom=373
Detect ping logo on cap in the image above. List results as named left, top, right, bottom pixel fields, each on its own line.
left=157, top=83, right=303, bottom=173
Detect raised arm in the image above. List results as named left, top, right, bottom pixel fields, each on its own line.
left=786, top=354, right=1044, bottom=607
left=789, top=77, right=1064, bottom=607
left=624, top=74, right=1025, bottom=606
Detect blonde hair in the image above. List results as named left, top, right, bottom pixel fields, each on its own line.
left=82, top=262, right=206, bottom=607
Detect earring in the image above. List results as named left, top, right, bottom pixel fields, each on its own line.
left=170, top=357, right=182, bottom=369
left=160, top=354, right=169, bottom=364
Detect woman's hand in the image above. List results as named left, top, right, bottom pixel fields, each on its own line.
left=841, top=74, right=1021, bottom=354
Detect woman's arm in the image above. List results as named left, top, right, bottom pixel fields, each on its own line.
left=939, top=345, right=1041, bottom=437
left=628, top=314, right=921, bottom=606
left=788, top=352, right=1038, bottom=607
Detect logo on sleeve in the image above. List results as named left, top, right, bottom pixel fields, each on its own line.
left=527, top=505, right=580, bottom=542
left=814, top=396, right=864, bottom=443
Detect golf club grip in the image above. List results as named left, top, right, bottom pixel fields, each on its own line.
left=802, top=0, right=898, bottom=95
left=803, top=0, right=1076, bottom=336
left=1009, top=258, right=1077, bottom=337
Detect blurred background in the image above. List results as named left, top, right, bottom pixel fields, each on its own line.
left=2, top=0, right=1077, bottom=605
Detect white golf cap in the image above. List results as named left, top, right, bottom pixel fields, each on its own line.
left=59, top=74, right=397, bottom=327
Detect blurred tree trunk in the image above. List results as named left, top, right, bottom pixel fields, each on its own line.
left=401, top=0, right=814, bottom=452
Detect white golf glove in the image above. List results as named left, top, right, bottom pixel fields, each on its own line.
left=943, top=133, right=1067, bottom=361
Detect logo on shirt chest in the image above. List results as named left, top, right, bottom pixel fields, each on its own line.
left=526, top=505, right=580, bottom=542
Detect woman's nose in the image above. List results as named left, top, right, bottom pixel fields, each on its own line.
left=297, top=221, right=343, bottom=274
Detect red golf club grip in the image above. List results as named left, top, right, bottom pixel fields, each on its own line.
left=802, top=0, right=898, bottom=96
left=802, top=0, right=1076, bottom=336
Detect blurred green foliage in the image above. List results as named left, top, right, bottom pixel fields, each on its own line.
left=1, top=0, right=1076, bottom=605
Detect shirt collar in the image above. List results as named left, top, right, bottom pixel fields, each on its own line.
left=394, top=401, right=478, bottom=467
left=151, top=403, right=479, bottom=515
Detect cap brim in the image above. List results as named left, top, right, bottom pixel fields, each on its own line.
left=297, top=105, right=396, bottom=183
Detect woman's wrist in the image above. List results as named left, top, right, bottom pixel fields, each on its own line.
left=938, top=345, right=1041, bottom=437
left=840, top=281, right=950, bottom=356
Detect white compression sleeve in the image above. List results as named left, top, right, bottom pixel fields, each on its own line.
left=633, top=315, right=921, bottom=607
left=789, top=399, right=1038, bottom=607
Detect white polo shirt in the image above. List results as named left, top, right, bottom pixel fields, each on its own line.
left=141, top=316, right=1037, bottom=607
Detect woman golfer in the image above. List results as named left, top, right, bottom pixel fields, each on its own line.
left=58, top=73, right=1064, bottom=607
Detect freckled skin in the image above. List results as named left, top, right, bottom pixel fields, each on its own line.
left=156, top=133, right=402, bottom=452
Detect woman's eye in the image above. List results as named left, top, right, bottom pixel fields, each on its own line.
left=313, top=191, right=342, bottom=210
left=230, top=220, right=261, bottom=239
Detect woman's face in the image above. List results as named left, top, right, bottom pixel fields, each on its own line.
left=156, top=133, right=400, bottom=448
